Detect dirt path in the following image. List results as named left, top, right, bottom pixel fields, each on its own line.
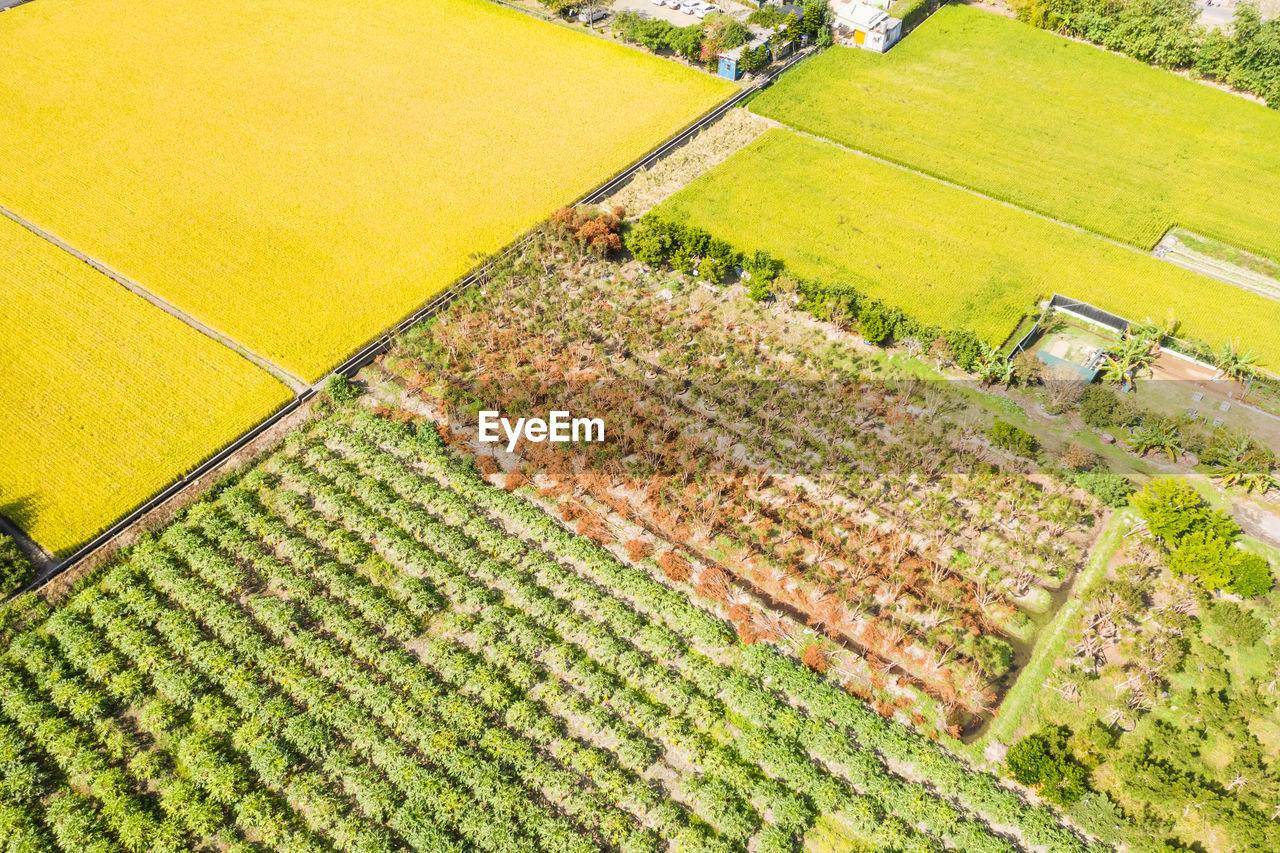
left=0, top=203, right=307, bottom=393
left=1234, top=496, right=1280, bottom=549
left=1156, top=230, right=1280, bottom=303
left=604, top=108, right=773, bottom=215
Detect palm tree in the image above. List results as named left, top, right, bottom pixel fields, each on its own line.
left=1127, top=418, right=1184, bottom=461
left=1217, top=338, right=1260, bottom=383
left=1099, top=354, right=1132, bottom=387
left=1101, top=325, right=1162, bottom=387
left=1203, top=430, right=1276, bottom=492
left=976, top=347, right=1015, bottom=386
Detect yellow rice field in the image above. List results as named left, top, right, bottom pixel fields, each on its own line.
left=0, top=215, right=291, bottom=556
left=0, top=0, right=732, bottom=381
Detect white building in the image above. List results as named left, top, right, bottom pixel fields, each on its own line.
left=831, top=0, right=902, bottom=52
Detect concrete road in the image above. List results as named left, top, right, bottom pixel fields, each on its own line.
left=611, top=0, right=755, bottom=24
left=1196, top=0, right=1235, bottom=28
left=611, top=0, right=718, bottom=26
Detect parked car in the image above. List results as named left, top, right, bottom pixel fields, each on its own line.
left=651, top=0, right=666, bottom=5
left=693, top=2, right=717, bottom=17
left=577, top=7, right=608, bottom=22
left=678, top=0, right=699, bottom=13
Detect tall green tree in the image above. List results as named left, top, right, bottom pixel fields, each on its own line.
left=1132, top=479, right=1237, bottom=548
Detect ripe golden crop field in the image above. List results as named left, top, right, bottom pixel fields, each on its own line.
left=657, top=130, right=1280, bottom=367
left=0, top=215, right=291, bottom=556
left=0, top=0, right=732, bottom=382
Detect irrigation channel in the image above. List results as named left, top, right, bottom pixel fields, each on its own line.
left=14, top=48, right=815, bottom=595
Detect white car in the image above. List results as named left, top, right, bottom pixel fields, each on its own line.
left=679, top=0, right=699, bottom=13
left=693, top=2, right=717, bottom=16
left=577, top=7, right=608, bottom=22
left=651, top=0, right=665, bottom=5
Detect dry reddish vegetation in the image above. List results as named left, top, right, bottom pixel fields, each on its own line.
left=378, top=232, right=1101, bottom=728
left=548, top=206, right=625, bottom=257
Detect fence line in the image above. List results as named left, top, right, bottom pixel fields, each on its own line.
left=1006, top=318, right=1043, bottom=359
left=1047, top=293, right=1131, bottom=334
left=20, top=49, right=812, bottom=595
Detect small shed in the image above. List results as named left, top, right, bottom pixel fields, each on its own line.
left=717, top=36, right=770, bottom=80
left=831, top=0, right=901, bottom=52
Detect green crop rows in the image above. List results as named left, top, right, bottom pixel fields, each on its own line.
left=654, top=129, right=1280, bottom=361
left=0, top=410, right=1097, bottom=853
left=750, top=6, right=1280, bottom=263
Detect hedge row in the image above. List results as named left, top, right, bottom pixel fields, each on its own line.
left=625, top=213, right=990, bottom=370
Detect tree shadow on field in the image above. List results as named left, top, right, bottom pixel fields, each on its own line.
left=0, top=492, right=39, bottom=542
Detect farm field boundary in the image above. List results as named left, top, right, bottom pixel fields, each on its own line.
left=0, top=214, right=293, bottom=560
left=0, top=204, right=306, bottom=394
left=18, top=52, right=808, bottom=594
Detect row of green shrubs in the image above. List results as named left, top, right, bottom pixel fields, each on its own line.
left=625, top=214, right=992, bottom=371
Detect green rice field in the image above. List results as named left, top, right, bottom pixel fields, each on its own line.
left=655, top=129, right=1280, bottom=365
left=750, top=6, right=1280, bottom=263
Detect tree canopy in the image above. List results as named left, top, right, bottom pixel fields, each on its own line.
left=1133, top=479, right=1273, bottom=597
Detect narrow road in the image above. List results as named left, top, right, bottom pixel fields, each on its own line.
left=1156, top=232, right=1280, bottom=304
left=0, top=204, right=308, bottom=394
